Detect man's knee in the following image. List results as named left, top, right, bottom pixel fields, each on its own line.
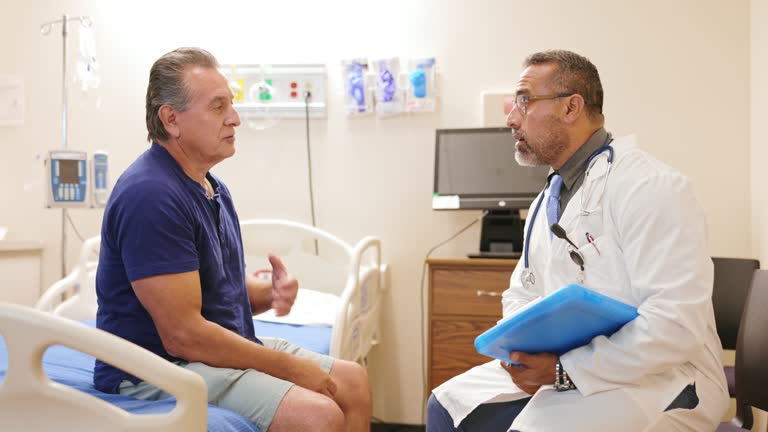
left=427, top=393, right=456, bottom=432
left=427, top=393, right=442, bottom=416
left=336, top=360, right=369, bottom=383
left=332, top=360, right=371, bottom=403
left=306, top=397, right=345, bottom=432
left=347, top=361, right=370, bottom=392
left=270, top=387, right=345, bottom=432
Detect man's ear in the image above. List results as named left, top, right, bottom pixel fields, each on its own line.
left=563, top=94, right=586, bottom=124
left=158, top=105, right=180, bottom=139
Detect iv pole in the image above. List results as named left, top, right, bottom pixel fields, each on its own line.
left=40, top=14, right=93, bottom=278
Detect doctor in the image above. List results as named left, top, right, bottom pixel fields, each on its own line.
left=427, top=50, right=729, bottom=432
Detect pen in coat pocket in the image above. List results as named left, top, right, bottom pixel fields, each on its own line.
left=586, top=232, right=600, bottom=255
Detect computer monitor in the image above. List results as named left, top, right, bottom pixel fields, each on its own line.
left=432, top=127, right=550, bottom=258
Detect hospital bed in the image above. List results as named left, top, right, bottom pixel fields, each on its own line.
left=1, top=219, right=386, bottom=431
left=0, top=303, right=214, bottom=432
left=239, top=218, right=387, bottom=364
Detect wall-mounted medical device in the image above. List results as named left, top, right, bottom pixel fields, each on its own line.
left=220, top=64, right=327, bottom=118
left=45, top=150, right=110, bottom=208
left=45, top=150, right=88, bottom=208
left=91, top=150, right=109, bottom=207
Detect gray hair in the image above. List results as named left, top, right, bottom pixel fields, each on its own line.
left=145, top=47, right=219, bottom=143
left=524, top=50, right=604, bottom=120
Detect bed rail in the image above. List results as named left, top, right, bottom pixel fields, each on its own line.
left=0, top=302, right=207, bottom=432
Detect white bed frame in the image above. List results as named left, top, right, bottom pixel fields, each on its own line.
left=0, top=302, right=208, bottom=432
left=35, top=219, right=388, bottom=364
left=36, top=235, right=101, bottom=321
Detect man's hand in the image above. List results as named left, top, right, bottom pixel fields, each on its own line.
left=288, top=356, right=338, bottom=398
left=269, top=255, right=298, bottom=316
left=500, top=352, right=557, bottom=395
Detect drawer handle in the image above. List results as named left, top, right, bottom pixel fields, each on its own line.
left=476, top=290, right=502, bottom=297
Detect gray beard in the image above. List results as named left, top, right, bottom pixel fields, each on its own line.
left=514, top=118, right=568, bottom=167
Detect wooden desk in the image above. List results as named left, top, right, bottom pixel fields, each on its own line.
left=427, top=257, right=518, bottom=391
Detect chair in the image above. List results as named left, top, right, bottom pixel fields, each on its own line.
left=712, top=257, right=760, bottom=397
left=717, top=269, right=768, bottom=431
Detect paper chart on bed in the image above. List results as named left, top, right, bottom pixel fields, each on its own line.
left=252, top=288, right=339, bottom=326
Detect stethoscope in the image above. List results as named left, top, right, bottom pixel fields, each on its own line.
left=520, top=135, right=614, bottom=289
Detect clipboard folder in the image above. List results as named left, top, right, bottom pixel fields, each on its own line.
left=474, top=284, right=638, bottom=363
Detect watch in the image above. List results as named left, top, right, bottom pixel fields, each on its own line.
left=554, top=357, right=577, bottom=392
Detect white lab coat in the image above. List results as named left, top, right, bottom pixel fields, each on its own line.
left=433, top=135, right=729, bottom=431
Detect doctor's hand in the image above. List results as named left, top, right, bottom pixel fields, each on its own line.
left=269, top=255, right=298, bottom=316
left=500, top=352, right=557, bottom=395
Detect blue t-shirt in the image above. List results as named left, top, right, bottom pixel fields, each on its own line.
left=94, top=143, right=259, bottom=393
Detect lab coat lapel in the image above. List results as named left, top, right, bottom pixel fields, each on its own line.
left=529, top=201, right=562, bottom=295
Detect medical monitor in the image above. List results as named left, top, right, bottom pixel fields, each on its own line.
left=432, top=127, right=549, bottom=257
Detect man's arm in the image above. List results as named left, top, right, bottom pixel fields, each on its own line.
left=246, top=274, right=272, bottom=315
left=560, top=170, right=715, bottom=397
left=131, top=270, right=334, bottom=397
left=502, top=172, right=715, bottom=397
left=500, top=170, right=715, bottom=396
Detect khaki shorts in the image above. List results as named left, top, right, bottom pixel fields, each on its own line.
left=117, top=338, right=334, bottom=432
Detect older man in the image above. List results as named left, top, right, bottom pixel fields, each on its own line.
left=95, top=47, right=371, bottom=432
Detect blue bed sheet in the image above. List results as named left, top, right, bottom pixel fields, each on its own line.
left=253, top=319, right=332, bottom=355
left=0, top=318, right=332, bottom=432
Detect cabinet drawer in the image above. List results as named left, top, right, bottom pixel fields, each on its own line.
left=431, top=268, right=510, bottom=316
left=430, top=318, right=498, bottom=390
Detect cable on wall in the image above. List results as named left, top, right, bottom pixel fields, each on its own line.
left=418, top=210, right=489, bottom=422
left=304, top=90, right=319, bottom=255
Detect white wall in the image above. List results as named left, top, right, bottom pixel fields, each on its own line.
left=751, top=6, right=767, bottom=425
left=0, top=0, right=752, bottom=424
left=753, top=0, right=768, bottom=265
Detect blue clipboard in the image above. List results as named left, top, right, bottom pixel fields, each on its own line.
left=474, top=284, right=638, bottom=364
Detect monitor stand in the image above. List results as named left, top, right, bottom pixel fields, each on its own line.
left=467, top=209, right=524, bottom=259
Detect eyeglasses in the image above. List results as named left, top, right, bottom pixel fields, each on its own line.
left=550, top=223, right=585, bottom=271
left=508, top=93, right=574, bottom=116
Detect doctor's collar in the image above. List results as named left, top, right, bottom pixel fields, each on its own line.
left=557, top=127, right=609, bottom=191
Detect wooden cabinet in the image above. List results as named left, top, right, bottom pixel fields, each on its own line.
left=0, top=241, right=43, bottom=306
left=427, top=258, right=517, bottom=391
